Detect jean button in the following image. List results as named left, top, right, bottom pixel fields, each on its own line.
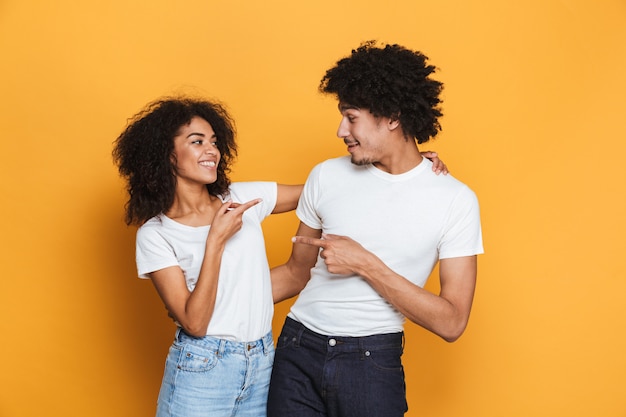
left=328, top=338, right=337, bottom=347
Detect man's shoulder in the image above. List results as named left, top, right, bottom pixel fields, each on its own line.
left=316, top=155, right=351, bottom=168
left=312, top=155, right=364, bottom=175
left=434, top=171, right=471, bottom=188
left=418, top=168, right=479, bottom=206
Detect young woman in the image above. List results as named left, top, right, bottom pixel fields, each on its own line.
left=113, top=97, right=301, bottom=417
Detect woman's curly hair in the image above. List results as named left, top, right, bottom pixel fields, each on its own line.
left=319, top=41, right=443, bottom=144
left=112, top=97, right=237, bottom=226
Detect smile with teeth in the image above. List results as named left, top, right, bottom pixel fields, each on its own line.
left=346, top=141, right=359, bottom=151
left=199, top=161, right=216, bottom=168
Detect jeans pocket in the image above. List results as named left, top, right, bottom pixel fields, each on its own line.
left=275, top=331, right=298, bottom=350
left=175, top=343, right=218, bottom=372
left=365, top=347, right=404, bottom=372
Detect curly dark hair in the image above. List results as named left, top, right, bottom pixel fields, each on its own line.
left=319, top=41, right=444, bottom=144
left=112, top=97, right=237, bottom=225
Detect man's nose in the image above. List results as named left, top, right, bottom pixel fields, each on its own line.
left=337, top=118, right=349, bottom=138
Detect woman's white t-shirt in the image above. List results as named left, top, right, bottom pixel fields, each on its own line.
left=135, top=182, right=277, bottom=342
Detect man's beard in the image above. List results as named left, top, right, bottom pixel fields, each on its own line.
left=351, top=155, right=374, bottom=166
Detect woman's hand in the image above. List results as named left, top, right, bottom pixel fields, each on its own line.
left=208, top=198, right=261, bottom=243
left=420, top=151, right=449, bottom=175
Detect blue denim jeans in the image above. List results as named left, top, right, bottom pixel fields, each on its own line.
left=267, top=317, right=407, bottom=417
left=156, top=328, right=274, bottom=417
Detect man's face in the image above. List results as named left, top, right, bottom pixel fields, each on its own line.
left=337, top=102, right=391, bottom=166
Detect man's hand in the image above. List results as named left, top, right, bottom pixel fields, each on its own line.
left=292, top=233, right=372, bottom=276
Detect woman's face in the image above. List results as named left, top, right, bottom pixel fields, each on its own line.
left=171, top=116, right=221, bottom=186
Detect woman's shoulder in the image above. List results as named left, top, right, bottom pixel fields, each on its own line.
left=228, top=181, right=276, bottom=198
left=228, top=182, right=278, bottom=218
left=136, top=215, right=166, bottom=239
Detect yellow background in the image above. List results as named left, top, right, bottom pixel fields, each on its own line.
left=1, top=0, right=625, bottom=416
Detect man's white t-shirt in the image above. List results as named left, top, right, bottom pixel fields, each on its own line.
left=289, top=156, right=484, bottom=337
left=135, top=182, right=277, bottom=342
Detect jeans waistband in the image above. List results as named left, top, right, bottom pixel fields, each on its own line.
left=175, top=328, right=273, bottom=356
left=283, top=317, right=404, bottom=352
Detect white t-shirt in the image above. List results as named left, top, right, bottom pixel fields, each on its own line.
left=135, top=182, right=277, bottom=342
left=289, top=156, right=483, bottom=337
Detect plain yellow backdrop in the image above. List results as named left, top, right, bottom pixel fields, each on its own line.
left=1, top=0, right=625, bottom=416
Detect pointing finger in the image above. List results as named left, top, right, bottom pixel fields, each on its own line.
left=291, top=235, right=328, bottom=248
left=225, top=198, right=262, bottom=213
left=239, top=198, right=262, bottom=211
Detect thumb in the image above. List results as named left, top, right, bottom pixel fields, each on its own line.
left=321, top=233, right=341, bottom=241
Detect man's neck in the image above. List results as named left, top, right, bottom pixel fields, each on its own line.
left=373, top=141, right=424, bottom=175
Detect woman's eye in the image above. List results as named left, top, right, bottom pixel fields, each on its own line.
left=192, top=140, right=202, bottom=145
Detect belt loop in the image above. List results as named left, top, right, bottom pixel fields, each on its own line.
left=262, top=332, right=269, bottom=355
left=217, top=339, right=226, bottom=358
left=175, top=327, right=183, bottom=342
left=359, top=337, right=366, bottom=360
left=295, top=325, right=305, bottom=348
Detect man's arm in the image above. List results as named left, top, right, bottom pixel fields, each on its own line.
left=367, top=255, right=477, bottom=342
left=271, top=222, right=321, bottom=303
left=292, top=233, right=477, bottom=342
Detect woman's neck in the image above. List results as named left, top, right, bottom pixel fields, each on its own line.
left=166, top=184, right=221, bottom=226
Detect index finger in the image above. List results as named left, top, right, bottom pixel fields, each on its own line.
left=226, top=198, right=262, bottom=213
left=292, top=235, right=327, bottom=248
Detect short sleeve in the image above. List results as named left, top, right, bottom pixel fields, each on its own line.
left=135, top=222, right=179, bottom=278
left=295, top=163, right=324, bottom=230
left=228, top=182, right=278, bottom=221
left=438, top=186, right=484, bottom=259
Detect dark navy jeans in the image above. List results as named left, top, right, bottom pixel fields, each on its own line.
left=267, top=317, right=407, bottom=417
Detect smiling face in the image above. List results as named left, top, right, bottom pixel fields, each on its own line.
left=171, top=116, right=221, bottom=187
left=336, top=103, right=395, bottom=167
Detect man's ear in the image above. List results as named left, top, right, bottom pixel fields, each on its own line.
left=388, top=114, right=401, bottom=131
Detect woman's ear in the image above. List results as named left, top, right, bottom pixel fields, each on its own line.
left=169, top=152, right=179, bottom=175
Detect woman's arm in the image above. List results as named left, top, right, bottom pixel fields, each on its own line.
left=272, top=184, right=303, bottom=214
left=271, top=222, right=321, bottom=303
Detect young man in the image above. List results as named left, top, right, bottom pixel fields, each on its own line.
left=269, top=41, right=484, bottom=417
